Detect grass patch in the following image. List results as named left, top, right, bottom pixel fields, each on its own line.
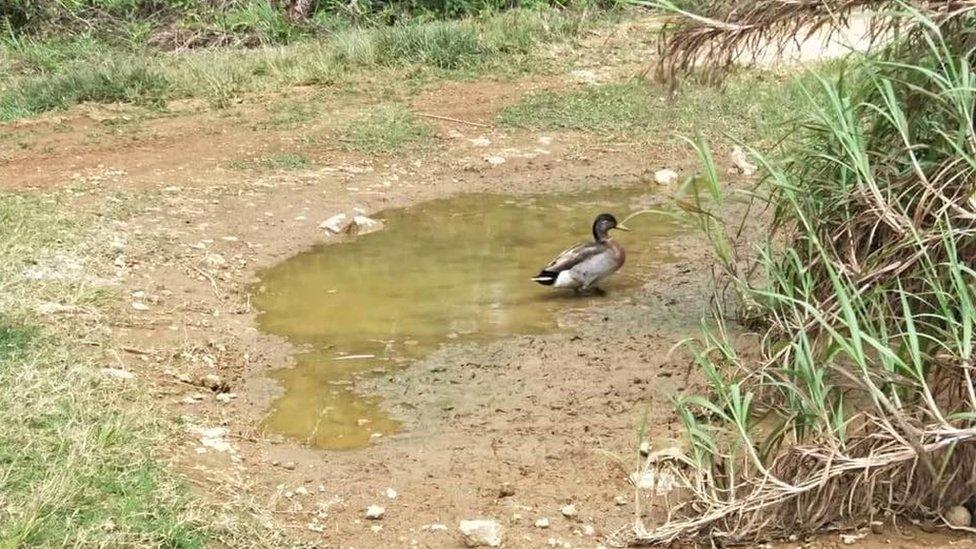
left=0, top=192, right=276, bottom=546
left=231, top=152, right=312, bottom=171
left=0, top=58, right=169, bottom=120
left=499, top=81, right=653, bottom=133
left=341, top=105, right=432, bottom=154
left=0, top=8, right=591, bottom=121
left=498, top=71, right=808, bottom=144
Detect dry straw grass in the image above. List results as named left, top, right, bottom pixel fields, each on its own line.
left=613, top=1, right=976, bottom=545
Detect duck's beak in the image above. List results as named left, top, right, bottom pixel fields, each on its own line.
left=615, top=224, right=631, bottom=232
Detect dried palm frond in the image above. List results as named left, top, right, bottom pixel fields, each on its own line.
left=639, top=0, right=976, bottom=81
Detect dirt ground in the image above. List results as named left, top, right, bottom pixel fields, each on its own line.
left=1, top=17, right=967, bottom=549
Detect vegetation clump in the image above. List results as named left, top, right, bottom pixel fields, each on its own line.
left=625, top=1, right=976, bottom=544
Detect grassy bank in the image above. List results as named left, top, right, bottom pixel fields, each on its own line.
left=0, top=192, right=275, bottom=547
left=0, top=8, right=595, bottom=120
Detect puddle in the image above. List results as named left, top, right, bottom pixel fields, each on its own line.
left=252, top=185, right=689, bottom=449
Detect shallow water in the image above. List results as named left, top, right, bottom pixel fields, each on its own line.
left=252, top=185, right=688, bottom=449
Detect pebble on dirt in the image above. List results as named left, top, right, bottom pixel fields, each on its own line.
left=560, top=504, right=577, bottom=518
left=365, top=505, right=385, bottom=519
left=101, top=367, right=136, bottom=380
left=320, top=213, right=351, bottom=234
left=730, top=146, right=758, bottom=176
left=653, top=169, right=679, bottom=186
left=534, top=517, right=550, bottom=528
left=352, top=215, right=383, bottom=235
left=385, top=487, right=397, bottom=499
left=459, top=519, right=503, bottom=548
left=947, top=505, right=972, bottom=527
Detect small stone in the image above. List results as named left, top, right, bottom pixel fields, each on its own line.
left=459, top=519, right=503, bottom=547
left=370, top=524, right=383, bottom=533
left=320, top=213, right=351, bottom=234
left=614, top=495, right=628, bottom=506
left=497, top=482, right=515, bottom=498
left=101, top=368, right=136, bottom=380
left=352, top=215, right=383, bottom=235
left=840, top=533, right=866, bottom=545
left=653, top=168, right=678, bottom=185
left=639, top=441, right=651, bottom=456
left=385, top=487, right=397, bottom=499
left=204, top=253, right=227, bottom=269
left=468, top=137, right=491, bottom=147
left=947, top=505, right=972, bottom=527
left=560, top=504, right=577, bottom=518
left=131, top=302, right=149, bottom=311
left=199, top=374, right=225, bottom=391
left=281, top=461, right=297, bottom=470
left=731, top=146, right=758, bottom=176
left=534, top=517, right=550, bottom=529
left=215, top=393, right=233, bottom=403
left=295, top=486, right=309, bottom=496
left=582, top=524, right=596, bottom=536
left=365, top=505, right=385, bottom=519
left=485, top=155, right=506, bottom=166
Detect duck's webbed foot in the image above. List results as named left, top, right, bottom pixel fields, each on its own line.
left=577, top=286, right=606, bottom=296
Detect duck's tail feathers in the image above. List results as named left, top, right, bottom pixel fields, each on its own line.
left=532, top=270, right=558, bottom=286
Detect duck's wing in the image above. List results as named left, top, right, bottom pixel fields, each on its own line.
left=542, top=242, right=605, bottom=273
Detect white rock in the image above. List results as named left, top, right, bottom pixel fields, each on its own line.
left=560, top=504, right=577, bottom=518
left=639, top=441, right=651, bottom=455
left=365, top=505, right=385, bottom=519
left=582, top=524, right=596, bottom=536
left=459, top=519, right=503, bottom=547
left=421, top=523, right=448, bottom=531
left=295, top=486, right=309, bottom=496
left=101, top=367, right=136, bottom=380
left=485, top=155, right=506, bottom=166
left=385, top=487, right=397, bottom=500
left=653, top=169, right=679, bottom=185
left=352, top=215, right=383, bottom=235
left=630, top=470, right=678, bottom=494
left=205, top=253, right=228, bottom=269
left=468, top=137, right=491, bottom=147
left=215, top=393, right=233, bottom=403
left=538, top=135, right=553, bottom=146
left=840, top=532, right=866, bottom=545
left=730, top=146, right=758, bottom=176
left=131, top=302, right=150, bottom=311
left=947, top=505, right=972, bottom=527
left=320, top=213, right=351, bottom=234
left=614, top=495, right=628, bottom=506
left=534, top=517, right=550, bottom=529
left=191, top=426, right=233, bottom=453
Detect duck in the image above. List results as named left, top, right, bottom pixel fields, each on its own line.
left=532, top=213, right=629, bottom=292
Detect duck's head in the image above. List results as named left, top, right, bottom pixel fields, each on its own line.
left=592, top=213, right=630, bottom=242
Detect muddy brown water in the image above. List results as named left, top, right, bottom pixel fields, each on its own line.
left=252, top=185, right=691, bottom=449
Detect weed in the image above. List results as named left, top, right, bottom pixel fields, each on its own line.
left=0, top=58, right=169, bottom=120
left=341, top=104, right=432, bottom=154
left=231, top=153, right=313, bottom=171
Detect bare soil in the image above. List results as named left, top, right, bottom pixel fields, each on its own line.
left=0, top=17, right=965, bottom=549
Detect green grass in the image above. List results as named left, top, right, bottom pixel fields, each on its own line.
left=341, top=104, right=432, bottom=154
left=0, top=8, right=591, bottom=121
left=231, top=152, right=313, bottom=171
left=637, top=9, right=976, bottom=544
left=498, top=71, right=809, bottom=144
left=0, top=193, right=274, bottom=547
left=0, top=58, right=169, bottom=120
